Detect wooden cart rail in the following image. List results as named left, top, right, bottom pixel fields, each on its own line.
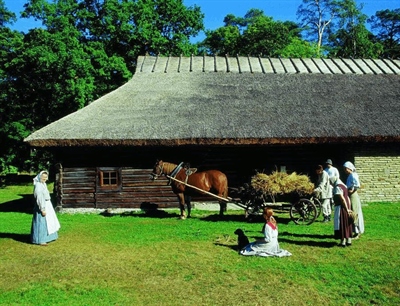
left=166, top=175, right=232, bottom=202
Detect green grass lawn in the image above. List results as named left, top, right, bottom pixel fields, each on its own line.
left=0, top=185, right=399, bottom=305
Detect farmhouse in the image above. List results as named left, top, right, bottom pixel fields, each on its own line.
left=24, top=55, right=400, bottom=209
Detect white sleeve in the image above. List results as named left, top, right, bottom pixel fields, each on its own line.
left=263, top=224, right=272, bottom=243
left=334, top=168, right=340, bottom=177
left=34, top=184, right=46, bottom=211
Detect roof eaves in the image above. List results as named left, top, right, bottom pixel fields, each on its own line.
left=26, top=135, right=400, bottom=148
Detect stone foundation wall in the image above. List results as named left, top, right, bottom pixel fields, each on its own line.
left=355, top=145, right=400, bottom=203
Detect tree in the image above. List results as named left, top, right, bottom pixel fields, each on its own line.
left=22, top=0, right=204, bottom=71
left=368, top=9, right=400, bottom=57
left=202, top=25, right=241, bottom=55
left=1, top=0, right=204, bottom=172
left=241, top=16, right=295, bottom=56
left=131, top=0, right=204, bottom=56
left=297, top=0, right=340, bottom=55
left=0, top=0, right=28, bottom=172
left=280, top=37, right=319, bottom=57
left=328, top=0, right=383, bottom=57
left=201, top=9, right=314, bottom=57
left=329, top=24, right=383, bottom=57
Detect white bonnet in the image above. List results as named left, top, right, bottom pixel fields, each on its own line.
left=343, top=161, right=356, bottom=172
left=33, top=170, right=48, bottom=185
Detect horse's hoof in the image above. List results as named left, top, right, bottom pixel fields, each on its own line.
left=179, top=215, right=186, bottom=220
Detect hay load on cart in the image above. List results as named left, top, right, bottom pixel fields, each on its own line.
left=235, top=171, right=321, bottom=225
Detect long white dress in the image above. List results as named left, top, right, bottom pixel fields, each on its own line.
left=240, top=222, right=292, bottom=257
left=31, top=173, right=61, bottom=244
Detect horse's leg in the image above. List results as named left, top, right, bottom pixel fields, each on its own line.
left=185, top=195, right=192, bottom=218
left=177, top=193, right=186, bottom=219
left=218, top=180, right=229, bottom=216
left=219, top=201, right=227, bottom=216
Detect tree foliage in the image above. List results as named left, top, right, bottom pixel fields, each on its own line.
left=201, top=9, right=315, bottom=57
left=0, top=0, right=204, bottom=173
left=368, top=9, right=400, bottom=57
left=0, top=1, right=398, bottom=173
left=241, top=16, right=294, bottom=56
left=0, top=0, right=29, bottom=172
left=296, top=0, right=340, bottom=55
left=328, top=0, right=383, bottom=57
left=202, top=25, right=241, bottom=55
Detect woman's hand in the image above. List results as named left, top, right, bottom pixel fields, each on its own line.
left=41, top=211, right=46, bottom=217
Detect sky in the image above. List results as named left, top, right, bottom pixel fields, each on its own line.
left=4, top=0, right=400, bottom=41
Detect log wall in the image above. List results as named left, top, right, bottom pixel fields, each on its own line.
left=59, top=166, right=220, bottom=209
left=59, top=167, right=96, bottom=208
left=53, top=143, right=400, bottom=209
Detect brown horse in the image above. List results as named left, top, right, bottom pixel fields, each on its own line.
left=151, top=160, right=229, bottom=219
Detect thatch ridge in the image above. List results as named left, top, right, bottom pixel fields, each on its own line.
left=137, top=55, right=400, bottom=74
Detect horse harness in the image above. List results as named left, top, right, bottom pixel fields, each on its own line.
left=168, top=162, right=197, bottom=186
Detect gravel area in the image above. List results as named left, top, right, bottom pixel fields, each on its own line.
left=57, top=202, right=243, bottom=214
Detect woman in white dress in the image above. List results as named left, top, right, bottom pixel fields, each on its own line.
left=240, top=208, right=291, bottom=257
left=31, top=171, right=61, bottom=246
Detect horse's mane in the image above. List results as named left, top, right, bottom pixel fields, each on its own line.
left=163, top=162, right=177, bottom=175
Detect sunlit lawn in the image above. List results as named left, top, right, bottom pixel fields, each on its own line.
left=0, top=185, right=399, bottom=305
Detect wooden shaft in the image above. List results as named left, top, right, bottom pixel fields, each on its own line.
left=166, top=175, right=231, bottom=202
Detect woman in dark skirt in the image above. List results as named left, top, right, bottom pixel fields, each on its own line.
left=330, top=176, right=353, bottom=247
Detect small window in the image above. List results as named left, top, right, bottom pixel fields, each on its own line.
left=97, top=167, right=121, bottom=191
left=101, top=171, right=118, bottom=186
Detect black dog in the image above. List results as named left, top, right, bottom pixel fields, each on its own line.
left=234, top=228, right=250, bottom=250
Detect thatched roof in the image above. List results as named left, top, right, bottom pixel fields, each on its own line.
left=24, top=55, right=400, bottom=147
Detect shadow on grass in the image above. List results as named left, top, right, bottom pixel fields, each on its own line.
left=240, top=213, right=293, bottom=225
left=0, top=195, right=33, bottom=214
left=116, top=210, right=182, bottom=219
left=198, top=210, right=293, bottom=224
left=214, top=229, right=337, bottom=251
left=101, top=203, right=181, bottom=219
left=280, top=231, right=333, bottom=239
left=279, top=231, right=337, bottom=248
left=214, top=242, right=238, bottom=252
left=279, top=238, right=337, bottom=248
left=0, top=232, right=31, bottom=244
left=101, top=202, right=254, bottom=221
left=215, top=236, right=337, bottom=250
left=199, top=214, right=249, bottom=222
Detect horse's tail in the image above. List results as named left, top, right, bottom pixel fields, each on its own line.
left=222, top=174, right=229, bottom=199
left=219, top=175, right=229, bottom=215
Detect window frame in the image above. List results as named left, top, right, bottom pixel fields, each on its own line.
left=97, top=167, right=122, bottom=192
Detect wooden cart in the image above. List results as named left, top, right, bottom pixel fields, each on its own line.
left=168, top=175, right=321, bottom=225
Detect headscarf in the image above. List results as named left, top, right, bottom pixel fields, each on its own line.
left=343, top=161, right=356, bottom=172
left=33, top=170, right=48, bottom=186
left=329, top=175, right=344, bottom=186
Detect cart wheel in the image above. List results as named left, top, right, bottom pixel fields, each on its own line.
left=311, top=197, right=322, bottom=219
left=290, top=199, right=317, bottom=225
left=245, top=201, right=261, bottom=222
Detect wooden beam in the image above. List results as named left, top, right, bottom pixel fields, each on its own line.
left=166, top=175, right=232, bottom=202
